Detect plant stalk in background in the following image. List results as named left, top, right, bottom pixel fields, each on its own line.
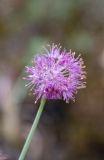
left=19, top=98, right=46, bottom=160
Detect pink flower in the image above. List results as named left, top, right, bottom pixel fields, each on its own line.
left=25, top=44, right=86, bottom=103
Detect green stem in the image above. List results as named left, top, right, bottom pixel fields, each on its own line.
left=19, top=98, right=46, bottom=160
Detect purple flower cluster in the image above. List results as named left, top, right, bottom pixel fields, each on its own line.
left=25, top=44, right=86, bottom=103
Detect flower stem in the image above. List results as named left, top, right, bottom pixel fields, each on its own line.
left=19, top=98, right=46, bottom=160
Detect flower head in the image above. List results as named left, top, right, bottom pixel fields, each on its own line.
left=25, top=44, right=86, bottom=103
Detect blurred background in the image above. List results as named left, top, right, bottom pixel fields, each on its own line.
left=0, top=0, right=104, bottom=159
